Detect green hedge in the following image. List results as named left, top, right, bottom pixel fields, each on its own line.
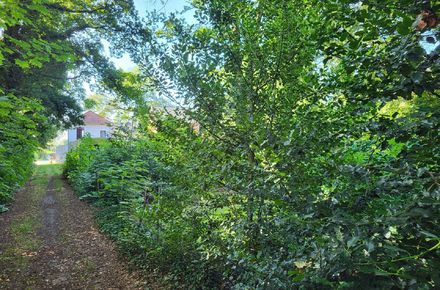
left=64, top=113, right=440, bottom=289
left=0, top=95, right=47, bottom=211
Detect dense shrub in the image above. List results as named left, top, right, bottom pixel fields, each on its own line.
left=65, top=131, right=225, bottom=287
left=0, top=0, right=144, bottom=211
left=65, top=105, right=440, bottom=289
left=0, top=96, right=48, bottom=210
left=65, top=0, right=440, bottom=288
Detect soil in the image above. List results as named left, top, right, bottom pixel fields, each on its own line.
left=0, top=167, right=156, bottom=289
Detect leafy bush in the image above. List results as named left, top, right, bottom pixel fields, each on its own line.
left=65, top=0, right=440, bottom=289
left=0, top=0, right=144, bottom=210
left=65, top=107, right=440, bottom=289
left=0, top=95, right=47, bottom=207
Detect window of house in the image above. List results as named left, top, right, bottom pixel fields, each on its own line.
left=100, top=130, right=107, bottom=138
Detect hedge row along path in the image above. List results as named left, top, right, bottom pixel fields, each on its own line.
left=0, top=165, right=153, bottom=289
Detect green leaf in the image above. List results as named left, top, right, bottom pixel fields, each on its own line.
left=347, top=236, right=359, bottom=248
left=396, top=15, right=413, bottom=35
left=29, top=58, right=43, bottom=68
left=15, top=59, right=30, bottom=69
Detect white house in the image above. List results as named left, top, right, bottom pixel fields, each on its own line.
left=54, top=144, right=68, bottom=162
left=67, top=111, right=113, bottom=149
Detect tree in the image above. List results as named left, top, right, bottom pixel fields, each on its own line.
left=0, top=0, right=146, bottom=132
left=128, top=0, right=440, bottom=287
left=0, top=0, right=146, bottom=208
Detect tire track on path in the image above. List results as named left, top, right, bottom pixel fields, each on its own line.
left=0, top=165, right=152, bottom=289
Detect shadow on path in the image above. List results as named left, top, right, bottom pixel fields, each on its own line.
left=0, top=165, right=150, bottom=289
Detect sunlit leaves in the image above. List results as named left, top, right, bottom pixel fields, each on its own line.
left=58, top=0, right=440, bottom=288
left=0, top=95, right=48, bottom=206
left=0, top=0, right=142, bottom=213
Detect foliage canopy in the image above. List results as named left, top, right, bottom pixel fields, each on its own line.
left=0, top=0, right=143, bottom=207
left=2, top=0, right=440, bottom=288
left=65, top=0, right=440, bottom=288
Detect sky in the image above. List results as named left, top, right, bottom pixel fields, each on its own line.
left=63, top=1, right=195, bottom=142
left=84, top=0, right=194, bottom=97
left=95, top=1, right=440, bottom=96
left=134, top=0, right=191, bottom=17
left=110, top=0, right=194, bottom=71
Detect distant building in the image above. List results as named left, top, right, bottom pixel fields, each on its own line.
left=54, top=144, right=68, bottom=162
left=67, top=111, right=113, bottom=150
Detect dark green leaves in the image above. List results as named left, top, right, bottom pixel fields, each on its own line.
left=64, top=0, right=440, bottom=288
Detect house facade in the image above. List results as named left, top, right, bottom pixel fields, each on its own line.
left=67, top=111, right=113, bottom=149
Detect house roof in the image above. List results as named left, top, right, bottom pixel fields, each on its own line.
left=83, top=111, right=110, bottom=125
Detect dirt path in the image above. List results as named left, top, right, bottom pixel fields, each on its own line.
left=0, top=165, right=151, bottom=289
